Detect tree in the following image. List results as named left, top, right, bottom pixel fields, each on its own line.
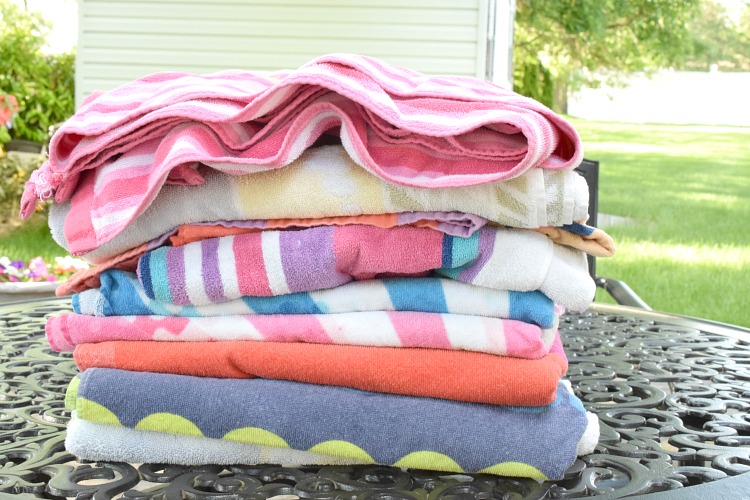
left=513, top=0, right=701, bottom=110
left=685, top=0, right=750, bottom=71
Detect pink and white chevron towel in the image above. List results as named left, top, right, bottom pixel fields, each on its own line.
left=21, top=54, right=582, bottom=247
left=46, top=309, right=561, bottom=359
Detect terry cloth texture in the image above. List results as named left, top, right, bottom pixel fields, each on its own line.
left=46, top=309, right=561, bottom=359
left=533, top=223, right=615, bottom=258
left=55, top=218, right=613, bottom=299
left=67, top=368, right=598, bottom=479
left=73, top=271, right=557, bottom=329
left=66, top=416, right=599, bottom=477
left=47, top=144, right=590, bottom=262
left=51, top=209, right=487, bottom=296
left=65, top=417, right=365, bottom=468
left=167, top=220, right=615, bottom=258
left=23, top=53, right=584, bottom=241
left=72, top=334, right=569, bottom=406
left=169, top=212, right=489, bottom=243
left=136, top=225, right=595, bottom=311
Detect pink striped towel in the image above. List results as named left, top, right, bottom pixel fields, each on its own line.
left=21, top=54, right=582, bottom=249
left=46, top=309, right=561, bottom=359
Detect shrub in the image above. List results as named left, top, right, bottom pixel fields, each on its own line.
left=0, top=152, right=45, bottom=220
left=0, top=0, right=75, bottom=145
left=0, top=93, right=18, bottom=144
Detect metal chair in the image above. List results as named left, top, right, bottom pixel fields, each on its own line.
left=574, top=159, right=651, bottom=309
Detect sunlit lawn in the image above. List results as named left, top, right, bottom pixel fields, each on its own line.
left=569, top=118, right=750, bottom=328
left=0, top=212, right=64, bottom=263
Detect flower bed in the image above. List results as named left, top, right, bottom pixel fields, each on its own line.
left=0, top=256, right=88, bottom=292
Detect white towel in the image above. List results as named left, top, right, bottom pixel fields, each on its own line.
left=66, top=415, right=365, bottom=467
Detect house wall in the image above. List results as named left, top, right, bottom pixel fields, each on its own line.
left=568, top=70, right=750, bottom=127
left=76, top=0, right=494, bottom=106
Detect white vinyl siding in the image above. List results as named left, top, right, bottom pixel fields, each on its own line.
left=76, top=0, right=491, bottom=106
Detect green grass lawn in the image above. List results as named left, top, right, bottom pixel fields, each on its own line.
left=0, top=212, right=66, bottom=263
left=569, top=118, right=750, bottom=328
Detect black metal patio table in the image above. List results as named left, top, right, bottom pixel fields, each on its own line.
left=1, top=297, right=750, bottom=499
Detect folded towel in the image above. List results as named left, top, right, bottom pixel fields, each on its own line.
left=67, top=369, right=598, bottom=479
left=170, top=211, right=489, bottom=244
left=67, top=415, right=599, bottom=476
left=164, top=225, right=612, bottom=291
left=47, top=308, right=561, bottom=359
left=534, top=223, right=615, bottom=258
left=137, top=225, right=594, bottom=311
left=169, top=219, right=615, bottom=258
left=23, top=55, right=583, bottom=244
left=55, top=218, right=611, bottom=298
left=73, top=270, right=557, bottom=327
left=73, top=334, right=569, bottom=406
left=48, top=144, right=590, bottom=261
left=52, top=208, right=489, bottom=296
left=66, top=417, right=364, bottom=468
left=56, top=242, right=153, bottom=296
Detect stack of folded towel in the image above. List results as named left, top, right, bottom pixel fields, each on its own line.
left=25, top=54, right=614, bottom=481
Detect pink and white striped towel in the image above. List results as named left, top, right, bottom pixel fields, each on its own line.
left=46, top=309, right=561, bottom=359
left=22, top=54, right=582, bottom=249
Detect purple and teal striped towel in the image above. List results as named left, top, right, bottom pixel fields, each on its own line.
left=137, top=224, right=594, bottom=311
left=66, top=368, right=598, bottom=479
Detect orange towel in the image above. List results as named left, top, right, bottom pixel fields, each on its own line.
left=73, top=341, right=568, bottom=406
left=168, top=215, right=440, bottom=247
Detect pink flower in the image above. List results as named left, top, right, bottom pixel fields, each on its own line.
left=0, top=255, right=89, bottom=283
left=0, top=95, right=18, bottom=126
left=28, top=257, right=50, bottom=279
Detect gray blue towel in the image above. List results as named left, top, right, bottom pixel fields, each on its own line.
left=68, top=368, right=598, bottom=479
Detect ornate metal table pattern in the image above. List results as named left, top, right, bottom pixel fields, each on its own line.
left=1, top=298, right=750, bottom=499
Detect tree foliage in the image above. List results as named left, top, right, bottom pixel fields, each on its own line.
left=0, top=0, right=75, bottom=145
left=513, top=0, right=702, bottom=110
left=686, top=0, right=750, bottom=71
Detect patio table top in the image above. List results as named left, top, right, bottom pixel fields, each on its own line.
left=1, top=297, right=749, bottom=499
